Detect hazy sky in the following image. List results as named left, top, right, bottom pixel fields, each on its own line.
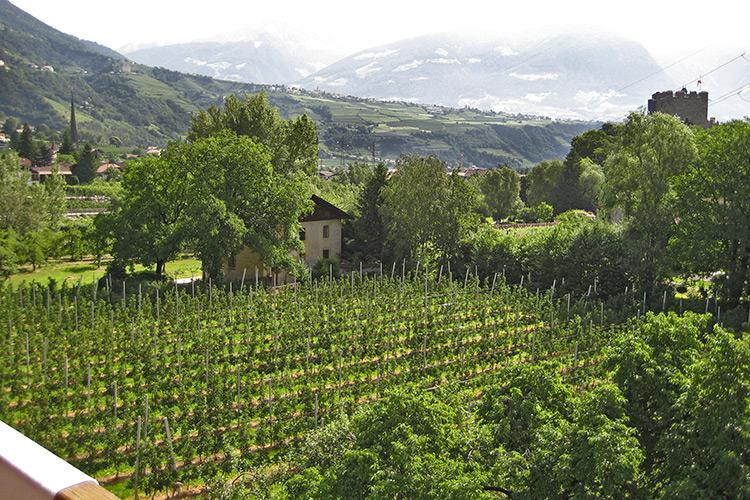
left=10, top=0, right=749, bottom=59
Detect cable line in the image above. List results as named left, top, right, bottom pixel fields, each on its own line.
left=679, top=51, right=747, bottom=90
left=617, top=45, right=710, bottom=93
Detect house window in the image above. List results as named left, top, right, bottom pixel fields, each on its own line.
left=323, top=225, right=330, bottom=238
left=299, top=229, right=306, bottom=241
left=323, top=249, right=330, bottom=259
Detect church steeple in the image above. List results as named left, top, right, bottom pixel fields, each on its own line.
left=69, top=94, right=78, bottom=147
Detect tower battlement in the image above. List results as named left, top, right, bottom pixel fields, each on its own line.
left=647, top=89, right=713, bottom=127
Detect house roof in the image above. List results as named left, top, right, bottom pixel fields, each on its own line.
left=30, top=165, right=72, bottom=175
left=96, top=163, right=121, bottom=174
left=301, top=195, right=351, bottom=222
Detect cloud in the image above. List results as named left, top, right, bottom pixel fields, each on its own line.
left=510, top=72, right=559, bottom=81
left=354, top=48, right=399, bottom=60
left=494, top=45, right=519, bottom=56
left=525, top=92, right=553, bottom=102
left=355, top=61, right=382, bottom=78
left=467, top=58, right=482, bottom=63
left=410, top=76, right=429, bottom=81
left=574, top=89, right=625, bottom=106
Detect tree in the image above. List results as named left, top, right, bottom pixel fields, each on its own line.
left=33, top=142, right=53, bottom=167
left=2, top=117, right=18, bottom=135
left=188, top=93, right=318, bottom=176
left=102, top=154, right=189, bottom=275
left=59, top=128, right=74, bottom=155
left=526, top=159, right=565, bottom=210
left=381, top=156, right=479, bottom=264
left=17, top=123, right=34, bottom=160
left=43, top=164, right=67, bottom=229
left=577, top=158, right=605, bottom=210
left=671, top=120, right=750, bottom=306
left=0, top=151, right=45, bottom=233
left=603, top=112, right=696, bottom=295
left=658, top=329, right=750, bottom=498
left=476, top=167, right=522, bottom=220
left=352, top=163, right=388, bottom=260
left=73, top=144, right=97, bottom=184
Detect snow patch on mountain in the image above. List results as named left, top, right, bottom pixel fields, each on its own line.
left=494, top=46, right=519, bottom=56
left=435, top=48, right=449, bottom=56
left=354, top=49, right=399, bottom=60
left=355, top=62, right=382, bottom=78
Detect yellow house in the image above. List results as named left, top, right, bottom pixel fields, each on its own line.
left=224, top=195, right=351, bottom=284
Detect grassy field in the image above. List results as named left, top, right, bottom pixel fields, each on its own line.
left=7, top=256, right=203, bottom=286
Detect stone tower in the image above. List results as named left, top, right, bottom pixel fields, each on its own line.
left=69, top=94, right=78, bottom=147
left=647, top=89, right=713, bottom=127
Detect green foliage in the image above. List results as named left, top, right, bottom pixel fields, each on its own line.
left=351, top=163, right=388, bottom=261
left=382, top=156, right=480, bottom=264
left=188, top=93, right=318, bottom=176
left=671, top=120, right=750, bottom=306
left=603, top=112, right=696, bottom=294
left=475, top=167, right=522, bottom=221
left=17, top=123, right=35, bottom=160
left=73, top=143, right=98, bottom=184
left=658, top=328, right=750, bottom=498
left=516, top=201, right=554, bottom=223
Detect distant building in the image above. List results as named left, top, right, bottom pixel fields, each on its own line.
left=224, top=195, right=351, bottom=284
left=30, top=164, right=73, bottom=183
left=41, top=65, right=54, bottom=72
left=648, top=89, right=715, bottom=128
left=96, top=163, right=122, bottom=176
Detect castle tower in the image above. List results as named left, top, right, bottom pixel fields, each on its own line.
left=69, top=94, right=78, bottom=147
left=647, top=89, right=712, bottom=128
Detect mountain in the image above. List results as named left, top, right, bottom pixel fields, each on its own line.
left=0, top=0, right=596, bottom=166
left=124, top=34, right=325, bottom=84
left=296, top=32, right=678, bottom=121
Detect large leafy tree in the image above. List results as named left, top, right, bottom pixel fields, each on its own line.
left=476, top=166, right=522, bottom=221
left=173, top=132, right=311, bottom=281
left=381, top=156, right=479, bottom=264
left=102, top=154, right=190, bottom=275
left=603, top=112, right=696, bottom=295
left=658, top=329, right=750, bottom=498
left=188, top=93, right=318, bottom=176
left=0, top=151, right=46, bottom=233
left=671, top=120, right=750, bottom=306
left=352, top=163, right=388, bottom=261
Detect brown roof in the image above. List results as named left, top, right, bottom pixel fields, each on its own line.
left=97, top=163, right=121, bottom=174
left=19, top=158, right=32, bottom=168
left=301, top=195, right=351, bottom=222
left=30, top=165, right=73, bottom=175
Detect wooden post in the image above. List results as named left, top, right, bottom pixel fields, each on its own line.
left=144, top=394, right=149, bottom=438
left=163, top=417, right=176, bottom=472
left=240, top=268, right=247, bottom=292
left=314, top=392, right=319, bottom=427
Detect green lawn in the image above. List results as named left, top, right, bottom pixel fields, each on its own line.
left=7, top=256, right=203, bottom=286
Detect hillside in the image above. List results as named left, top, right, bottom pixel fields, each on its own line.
left=0, top=0, right=595, bottom=166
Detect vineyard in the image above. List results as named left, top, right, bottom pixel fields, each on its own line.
left=1, top=273, right=640, bottom=497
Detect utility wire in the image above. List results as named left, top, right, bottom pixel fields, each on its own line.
left=679, top=51, right=747, bottom=89
left=710, top=82, right=750, bottom=105
left=616, top=45, right=710, bottom=93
